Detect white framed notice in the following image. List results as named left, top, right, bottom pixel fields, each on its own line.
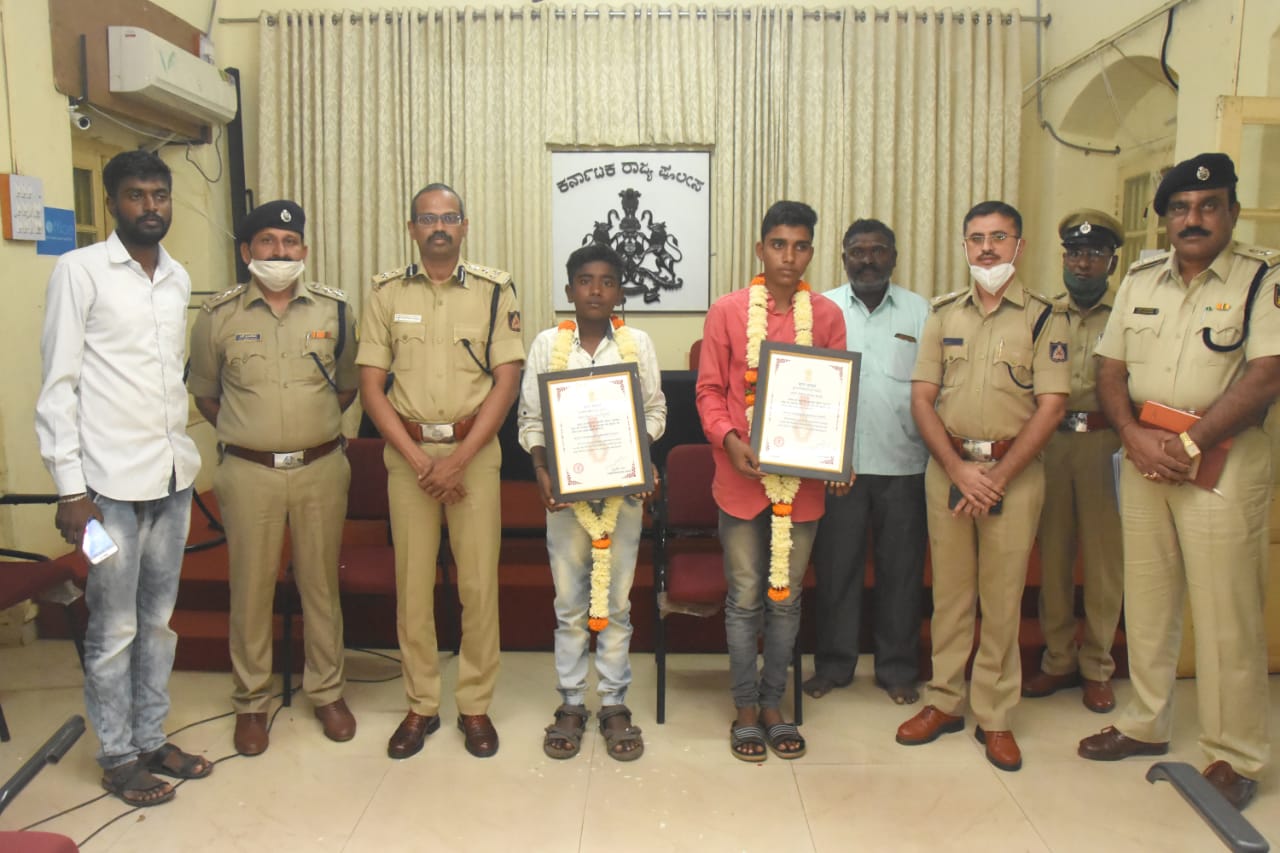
left=550, top=150, right=710, bottom=313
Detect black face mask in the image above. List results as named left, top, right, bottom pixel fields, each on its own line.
left=1063, top=268, right=1109, bottom=308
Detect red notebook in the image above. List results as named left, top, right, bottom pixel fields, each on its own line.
left=1137, top=401, right=1231, bottom=490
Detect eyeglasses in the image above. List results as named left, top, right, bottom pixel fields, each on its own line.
left=1064, top=247, right=1114, bottom=261
left=412, top=212, right=463, bottom=226
left=845, top=245, right=894, bottom=262
left=964, top=232, right=1019, bottom=247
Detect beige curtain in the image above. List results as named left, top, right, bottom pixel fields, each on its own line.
left=258, top=6, right=1022, bottom=341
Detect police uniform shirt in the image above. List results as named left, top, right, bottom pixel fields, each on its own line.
left=1096, top=242, right=1280, bottom=411
left=356, top=261, right=525, bottom=423
left=912, top=277, right=1071, bottom=440
left=1057, top=288, right=1115, bottom=408
left=188, top=281, right=358, bottom=450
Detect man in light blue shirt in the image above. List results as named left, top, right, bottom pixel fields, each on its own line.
left=805, top=219, right=931, bottom=704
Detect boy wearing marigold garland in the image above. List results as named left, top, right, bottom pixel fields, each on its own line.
left=518, top=243, right=667, bottom=761
left=696, top=201, right=849, bottom=762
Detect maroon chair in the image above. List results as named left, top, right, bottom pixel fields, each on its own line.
left=281, top=438, right=395, bottom=706
left=0, top=715, right=85, bottom=852
left=687, top=338, right=703, bottom=371
left=652, top=444, right=802, bottom=724
left=0, top=495, right=86, bottom=743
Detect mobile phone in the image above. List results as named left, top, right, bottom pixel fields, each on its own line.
left=81, top=518, right=119, bottom=565
left=948, top=484, right=1002, bottom=515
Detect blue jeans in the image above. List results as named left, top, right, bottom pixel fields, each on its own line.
left=84, top=487, right=192, bottom=769
left=546, top=497, right=643, bottom=706
left=721, top=508, right=816, bottom=710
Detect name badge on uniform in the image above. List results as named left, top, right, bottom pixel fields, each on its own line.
left=942, top=337, right=964, bottom=346
left=308, top=330, right=333, bottom=340
left=393, top=313, right=422, bottom=323
left=1132, top=307, right=1159, bottom=315
left=234, top=333, right=261, bottom=342
left=894, top=332, right=917, bottom=343
left=1049, top=341, right=1068, bottom=363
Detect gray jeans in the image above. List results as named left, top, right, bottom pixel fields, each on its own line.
left=720, top=508, right=816, bottom=710
left=84, top=487, right=192, bottom=769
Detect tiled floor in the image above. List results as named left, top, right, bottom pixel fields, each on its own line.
left=1, top=640, right=1276, bottom=852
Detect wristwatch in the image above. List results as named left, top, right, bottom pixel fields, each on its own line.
left=1178, top=431, right=1201, bottom=460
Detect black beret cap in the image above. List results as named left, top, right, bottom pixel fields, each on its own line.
left=237, top=199, right=305, bottom=244
left=1152, top=153, right=1237, bottom=217
left=1058, top=208, right=1124, bottom=249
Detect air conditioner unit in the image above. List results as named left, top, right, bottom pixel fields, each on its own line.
left=107, top=26, right=237, bottom=125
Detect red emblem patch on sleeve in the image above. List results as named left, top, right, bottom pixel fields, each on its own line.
left=1049, top=341, right=1068, bottom=362
left=508, top=311, right=522, bottom=332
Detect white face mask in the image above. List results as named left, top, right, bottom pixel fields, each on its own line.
left=969, top=262, right=1016, bottom=295
left=248, top=259, right=305, bottom=292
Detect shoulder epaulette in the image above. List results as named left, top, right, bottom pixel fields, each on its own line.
left=1128, top=251, right=1169, bottom=273
left=1234, top=245, right=1280, bottom=269
left=1026, top=290, right=1064, bottom=312
left=370, top=264, right=416, bottom=289
left=461, top=261, right=513, bottom=288
left=200, top=284, right=245, bottom=313
left=930, top=290, right=963, bottom=310
left=305, top=282, right=348, bottom=302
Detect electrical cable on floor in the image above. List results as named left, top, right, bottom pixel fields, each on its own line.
left=16, top=682, right=299, bottom=843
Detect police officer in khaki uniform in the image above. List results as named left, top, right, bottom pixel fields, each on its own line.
left=1023, top=210, right=1125, bottom=714
left=1079, top=154, right=1280, bottom=810
left=188, top=200, right=359, bottom=756
left=896, top=201, right=1069, bottom=773
left=357, top=183, right=524, bottom=760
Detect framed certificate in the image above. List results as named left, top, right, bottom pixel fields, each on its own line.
left=749, top=342, right=859, bottom=480
left=539, top=363, right=656, bottom=503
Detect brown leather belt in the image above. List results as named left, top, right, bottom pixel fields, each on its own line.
left=399, top=413, right=476, bottom=444
left=223, top=437, right=342, bottom=470
left=1059, top=410, right=1110, bottom=433
left=949, top=435, right=1013, bottom=462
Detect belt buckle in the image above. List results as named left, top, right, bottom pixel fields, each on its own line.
left=273, top=451, right=305, bottom=469
left=422, top=423, right=455, bottom=442
left=962, top=439, right=993, bottom=462
left=1064, top=412, right=1089, bottom=433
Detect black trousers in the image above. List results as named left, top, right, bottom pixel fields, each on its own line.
left=809, top=472, right=927, bottom=686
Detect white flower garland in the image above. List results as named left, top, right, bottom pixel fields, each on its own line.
left=550, top=317, right=636, bottom=630
left=744, top=276, right=812, bottom=599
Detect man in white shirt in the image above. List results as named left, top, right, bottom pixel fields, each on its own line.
left=36, top=150, right=209, bottom=807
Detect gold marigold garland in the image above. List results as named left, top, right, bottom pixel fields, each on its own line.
left=744, top=275, right=813, bottom=601
left=551, top=316, right=637, bottom=631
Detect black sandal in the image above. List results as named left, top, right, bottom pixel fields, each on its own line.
left=140, top=743, right=214, bottom=779
left=101, top=759, right=175, bottom=807
left=597, top=704, right=644, bottom=762
left=543, top=704, right=590, bottom=759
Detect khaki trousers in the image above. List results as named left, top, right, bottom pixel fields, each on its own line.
left=1035, top=429, right=1124, bottom=681
left=215, top=448, right=349, bottom=713
left=1115, top=426, right=1271, bottom=777
left=924, top=456, right=1044, bottom=730
left=384, top=438, right=502, bottom=717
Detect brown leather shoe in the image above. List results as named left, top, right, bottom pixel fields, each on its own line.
left=313, top=698, right=356, bottom=742
left=457, top=714, right=499, bottom=758
left=1021, top=669, right=1081, bottom=698
left=1203, top=761, right=1258, bottom=810
left=975, top=727, right=1022, bottom=772
left=1081, top=679, right=1115, bottom=713
left=387, top=711, right=441, bottom=760
left=896, top=705, right=964, bottom=745
left=234, top=712, right=269, bottom=756
left=1078, top=726, right=1168, bottom=761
